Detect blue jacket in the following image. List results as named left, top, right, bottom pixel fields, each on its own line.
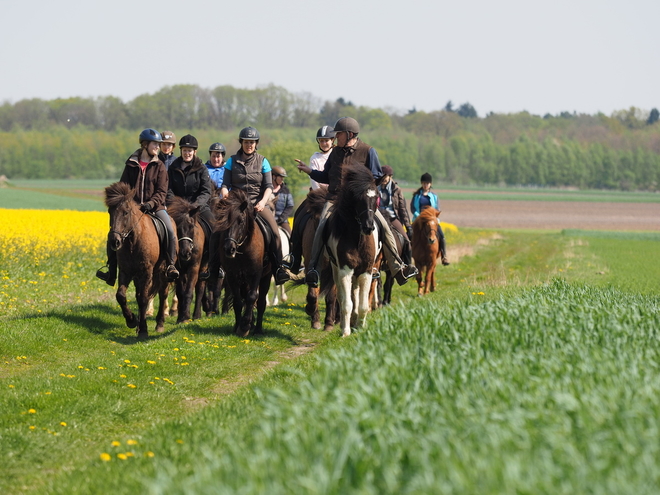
left=205, top=161, right=225, bottom=189
left=410, top=189, right=439, bottom=220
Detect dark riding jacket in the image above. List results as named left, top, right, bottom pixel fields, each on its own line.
left=223, top=151, right=273, bottom=204
left=380, top=180, right=412, bottom=233
left=166, top=156, right=214, bottom=211
left=120, top=149, right=168, bottom=212
left=308, top=139, right=383, bottom=198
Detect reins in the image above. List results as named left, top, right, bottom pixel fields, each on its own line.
left=111, top=209, right=146, bottom=240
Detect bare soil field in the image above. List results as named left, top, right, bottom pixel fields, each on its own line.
left=440, top=200, right=660, bottom=231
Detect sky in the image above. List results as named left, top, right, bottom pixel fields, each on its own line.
left=1, top=0, right=658, bottom=117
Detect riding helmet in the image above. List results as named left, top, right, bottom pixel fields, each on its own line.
left=139, top=128, right=162, bottom=144
left=239, top=126, right=260, bottom=141
left=271, top=166, right=287, bottom=178
left=381, top=165, right=394, bottom=177
left=179, top=134, right=199, bottom=149
left=209, top=142, right=226, bottom=155
left=421, top=172, right=433, bottom=183
left=316, top=125, right=336, bottom=140
left=160, top=131, right=176, bottom=144
left=333, top=117, right=360, bottom=135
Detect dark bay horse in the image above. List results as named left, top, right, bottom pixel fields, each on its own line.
left=214, top=189, right=271, bottom=337
left=370, top=213, right=404, bottom=307
left=298, top=188, right=338, bottom=331
left=168, top=197, right=207, bottom=323
left=411, top=207, right=441, bottom=296
left=104, top=182, right=174, bottom=337
left=320, top=166, right=380, bottom=337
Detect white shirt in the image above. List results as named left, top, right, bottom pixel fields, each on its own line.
left=309, top=150, right=331, bottom=190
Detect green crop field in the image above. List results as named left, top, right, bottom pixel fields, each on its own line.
left=1, top=183, right=660, bottom=494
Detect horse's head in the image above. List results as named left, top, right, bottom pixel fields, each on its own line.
left=415, top=207, right=440, bottom=245
left=105, top=182, right=140, bottom=251
left=169, top=197, right=200, bottom=262
left=216, top=189, right=253, bottom=259
left=338, top=166, right=378, bottom=236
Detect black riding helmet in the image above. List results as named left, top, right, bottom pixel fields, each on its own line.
left=333, top=117, right=360, bottom=135
left=209, top=142, right=226, bottom=155
left=179, top=134, right=199, bottom=149
left=239, top=126, right=260, bottom=141
left=421, top=172, right=432, bottom=183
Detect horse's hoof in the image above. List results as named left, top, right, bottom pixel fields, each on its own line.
left=127, top=317, right=138, bottom=329
left=155, top=325, right=165, bottom=333
left=136, top=331, right=148, bottom=340
left=323, top=324, right=334, bottom=332
left=145, top=310, right=154, bottom=317
left=177, top=318, right=190, bottom=324
left=341, top=330, right=351, bottom=337
left=312, top=321, right=322, bottom=330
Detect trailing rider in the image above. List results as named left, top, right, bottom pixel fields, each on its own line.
left=411, top=172, right=450, bottom=266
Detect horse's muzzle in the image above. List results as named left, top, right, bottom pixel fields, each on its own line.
left=109, top=232, right=122, bottom=251
left=224, top=240, right=237, bottom=259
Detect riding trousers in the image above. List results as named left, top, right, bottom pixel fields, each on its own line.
left=155, top=209, right=177, bottom=265
left=307, top=202, right=404, bottom=274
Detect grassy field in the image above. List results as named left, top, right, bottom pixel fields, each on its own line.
left=2, top=184, right=660, bottom=494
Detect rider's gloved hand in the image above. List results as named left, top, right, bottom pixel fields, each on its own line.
left=140, top=202, right=154, bottom=213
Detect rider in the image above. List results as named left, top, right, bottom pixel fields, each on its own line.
left=378, top=165, right=413, bottom=267
left=294, top=125, right=335, bottom=190
left=270, top=166, right=294, bottom=235
left=296, top=117, right=418, bottom=287
left=411, top=172, right=450, bottom=266
left=220, top=126, right=291, bottom=285
left=96, top=128, right=179, bottom=285
left=205, top=142, right=226, bottom=193
left=159, top=131, right=177, bottom=170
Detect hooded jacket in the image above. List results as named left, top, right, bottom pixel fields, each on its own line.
left=166, top=155, right=214, bottom=210
left=120, top=149, right=168, bottom=212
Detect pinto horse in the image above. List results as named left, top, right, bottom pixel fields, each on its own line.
left=214, top=189, right=271, bottom=337
left=168, top=197, right=208, bottom=323
left=319, top=166, right=380, bottom=337
left=104, top=182, right=174, bottom=337
left=411, top=207, right=442, bottom=296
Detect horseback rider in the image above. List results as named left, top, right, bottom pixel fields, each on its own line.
left=166, top=134, right=216, bottom=279
left=411, top=172, right=450, bottom=266
left=378, top=165, right=414, bottom=267
left=270, top=166, right=294, bottom=235
left=219, top=127, right=291, bottom=285
left=158, top=131, right=177, bottom=170
left=96, top=128, right=179, bottom=285
left=296, top=117, right=418, bottom=287
left=205, top=142, right=226, bottom=193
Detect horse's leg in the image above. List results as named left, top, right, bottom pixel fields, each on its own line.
left=417, top=265, right=425, bottom=297
left=231, top=285, right=243, bottom=334
left=135, top=276, right=150, bottom=338
left=324, top=285, right=338, bottom=332
left=176, top=268, right=195, bottom=324
left=171, top=293, right=179, bottom=314
left=238, top=281, right=258, bottom=337
left=146, top=296, right=155, bottom=317
left=424, top=263, right=433, bottom=295
left=267, top=276, right=276, bottom=306
left=254, top=274, right=271, bottom=335
left=355, top=272, right=372, bottom=329
left=306, top=286, right=321, bottom=330
left=335, top=266, right=353, bottom=337
left=384, top=272, right=394, bottom=305
left=155, top=279, right=169, bottom=333
left=193, top=279, right=204, bottom=320
left=116, top=272, right=138, bottom=329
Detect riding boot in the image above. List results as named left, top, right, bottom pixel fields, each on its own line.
left=305, top=202, right=332, bottom=288
left=402, top=237, right=413, bottom=266
left=96, top=242, right=117, bottom=287
left=166, top=238, right=179, bottom=281
left=375, top=209, right=418, bottom=286
left=439, top=227, right=450, bottom=266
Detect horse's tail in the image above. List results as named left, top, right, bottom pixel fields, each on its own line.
left=319, top=266, right=335, bottom=298
left=221, top=290, right=233, bottom=314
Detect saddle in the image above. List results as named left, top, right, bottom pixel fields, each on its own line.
left=254, top=214, right=273, bottom=247
left=148, top=213, right=170, bottom=256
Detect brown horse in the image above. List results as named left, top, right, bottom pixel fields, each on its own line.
left=214, top=188, right=271, bottom=337
left=104, top=182, right=174, bottom=337
left=411, top=207, right=441, bottom=296
left=319, top=166, right=380, bottom=337
left=369, top=213, right=405, bottom=308
left=168, top=197, right=207, bottom=323
left=298, top=188, right=338, bottom=331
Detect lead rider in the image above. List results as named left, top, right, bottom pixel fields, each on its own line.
left=296, top=117, right=418, bottom=287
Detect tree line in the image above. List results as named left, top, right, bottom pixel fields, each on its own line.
left=1, top=84, right=659, bottom=194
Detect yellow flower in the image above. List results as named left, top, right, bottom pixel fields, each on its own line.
left=127, top=439, right=138, bottom=445
left=119, top=374, right=126, bottom=378
left=100, top=453, right=111, bottom=462
left=147, top=360, right=156, bottom=365
left=28, top=408, right=36, bottom=414
left=60, top=422, right=67, bottom=427
left=8, top=384, right=14, bottom=388
left=111, top=441, right=121, bottom=447
left=124, top=359, right=131, bottom=364
left=117, top=453, right=127, bottom=460
left=29, top=425, right=36, bottom=430
left=146, top=451, right=155, bottom=458
left=127, top=384, right=137, bottom=389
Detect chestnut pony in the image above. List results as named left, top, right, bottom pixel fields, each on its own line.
left=214, top=188, right=270, bottom=337
left=411, top=207, right=441, bottom=296
left=104, top=182, right=174, bottom=337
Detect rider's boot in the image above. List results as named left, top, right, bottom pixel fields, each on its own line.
left=95, top=243, right=117, bottom=286
left=440, top=235, right=450, bottom=266
left=394, top=264, right=419, bottom=285
left=166, top=241, right=179, bottom=281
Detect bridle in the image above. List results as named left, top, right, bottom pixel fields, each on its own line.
left=110, top=209, right=145, bottom=241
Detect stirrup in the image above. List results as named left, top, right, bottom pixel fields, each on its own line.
left=282, top=253, right=294, bottom=269
left=275, top=267, right=290, bottom=286
left=441, top=257, right=450, bottom=266
left=218, top=267, right=225, bottom=279
left=372, top=267, right=381, bottom=280
left=199, top=269, right=210, bottom=280
left=305, top=268, right=320, bottom=288
left=166, top=265, right=179, bottom=281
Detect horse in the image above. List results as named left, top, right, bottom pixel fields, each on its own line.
left=319, top=165, right=380, bottom=337
left=214, top=188, right=271, bottom=337
left=168, top=197, right=208, bottom=323
left=103, top=182, right=174, bottom=338
left=411, top=207, right=442, bottom=296
left=294, top=188, right=338, bottom=331
left=267, top=227, right=290, bottom=306
left=369, top=213, right=404, bottom=308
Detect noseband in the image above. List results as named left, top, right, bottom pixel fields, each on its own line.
left=110, top=210, right=145, bottom=240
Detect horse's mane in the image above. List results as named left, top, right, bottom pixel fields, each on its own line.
left=412, top=207, right=439, bottom=243
left=168, top=196, right=199, bottom=223
left=104, top=182, right=134, bottom=208
left=305, top=187, right=328, bottom=217
left=335, top=166, right=376, bottom=217
left=215, top=188, right=254, bottom=233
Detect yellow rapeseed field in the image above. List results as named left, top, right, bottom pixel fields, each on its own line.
left=0, top=208, right=107, bottom=263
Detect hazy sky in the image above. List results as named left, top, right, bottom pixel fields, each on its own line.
left=2, top=0, right=657, bottom=117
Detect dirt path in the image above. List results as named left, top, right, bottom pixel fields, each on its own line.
left=440, top=200, right=660, bottom=231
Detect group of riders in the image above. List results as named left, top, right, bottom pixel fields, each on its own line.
left=96, top=116, right=449, bottom=292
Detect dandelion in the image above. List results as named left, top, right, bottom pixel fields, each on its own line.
left=176, top=439, right=184, bottom=444
left=98, top=366, right=106, bottom=370
left=124, top=360, right=131, bottom=364
left=111, top=440, right=121, bottom=447
left=127, top=384, right=136, bottom=389
left=8, top=384, right=14, bottom=388
left=127, top=439, right=138, bottom=445
left=119, top=374, right=126, bottom=378
left=117, top=453, right=127, bottom=460
left=28, top=408, right=36, bottom=414
left=60, top=422, right=67, bottom=427
left=147, top=360, right=156, bottom=365
left=100, top=453, right=111, bottom=462
left=29, top=425, right=36, bottom=430
left=146, top=451, right=155, bottom=458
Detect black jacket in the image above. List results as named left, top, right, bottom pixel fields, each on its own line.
left=166, top=156, right=214, bottom=210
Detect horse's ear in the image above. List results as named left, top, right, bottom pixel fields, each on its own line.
left=436, top=209, right=442, bottom=217
left=240, top=200, right=249, bottom=213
